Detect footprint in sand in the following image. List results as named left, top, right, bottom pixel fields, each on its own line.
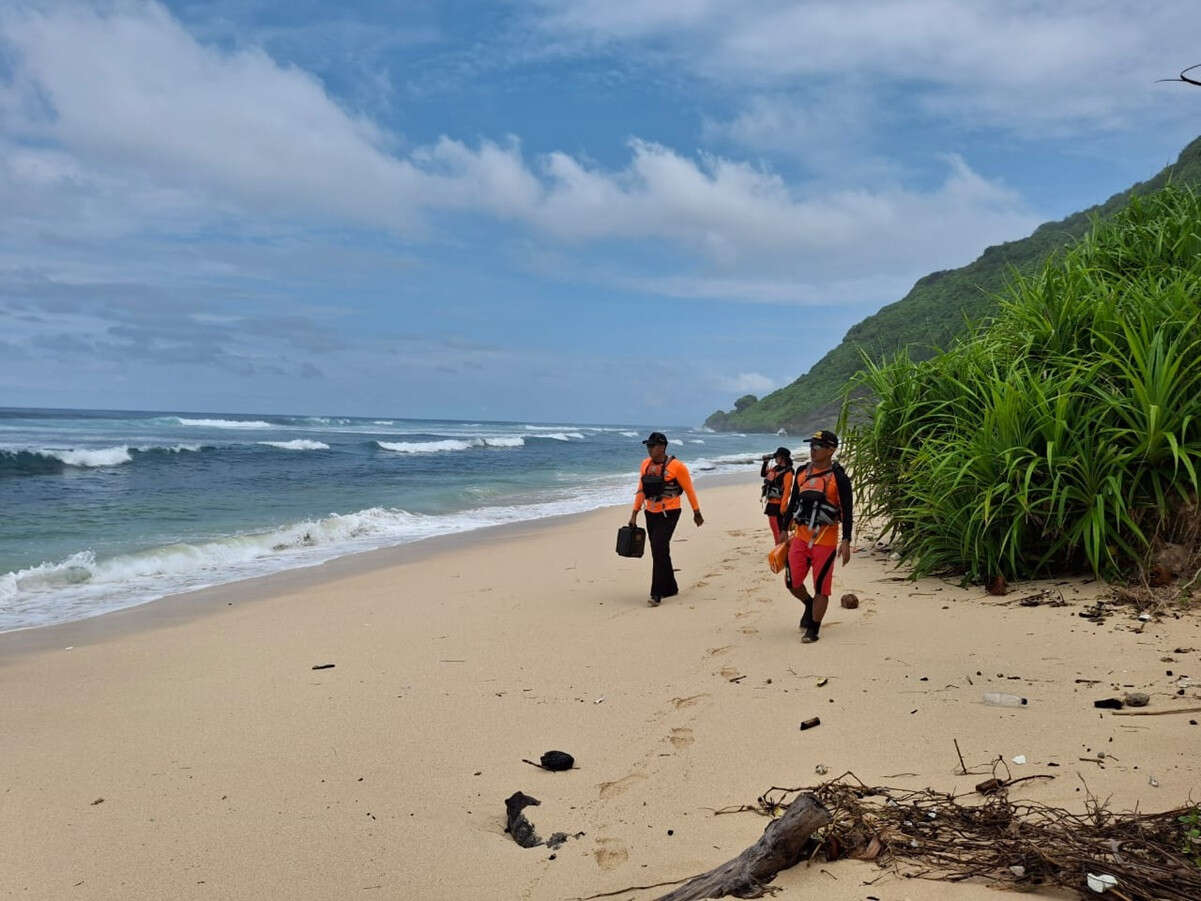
left=594, top=837, right=629, bottom=870
left=739, top=626, right=759, bottom=635
left=718, top=665, right=741, bottom=679
left=598, top=773, right=646, bottom=800
left=668, top=727, right=694, bottom=748
left=705, top=645, right=731, bottom=657
left=670, top=693, right=708, bottom=709
left=694, top=579, right=709, bottom=588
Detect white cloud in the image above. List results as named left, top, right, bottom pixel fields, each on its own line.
left=528, top=1, right=1197, bottom=135
left=2, top=3, right=431, bottom=228
left=701, top=89, right=887, bottom=175
left=718, top=372, right=776, bottom=395
left=532, top=143, right=1037, bottom=277
left=1, top=1, right=1038, bottom=302
left=614, top=272, right=910, bottom=306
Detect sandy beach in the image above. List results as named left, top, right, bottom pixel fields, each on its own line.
left=3, top=478, right=1200, bottom=900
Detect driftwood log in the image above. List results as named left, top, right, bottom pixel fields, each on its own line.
left=655, top=793, right=831, bottom=900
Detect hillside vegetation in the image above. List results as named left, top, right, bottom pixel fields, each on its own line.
left=848, top=186, right=1201, bottom=583
left=706, top=135, right=1201, bottom=434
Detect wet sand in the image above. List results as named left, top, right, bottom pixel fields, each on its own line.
left=3, top=480, right=1199, bottom=899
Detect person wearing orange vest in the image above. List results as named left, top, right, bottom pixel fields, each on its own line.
left=759, top=446, right=794, bottom=544
left=628, top=431, right=703, bottom=606
left=778, top=430, right=853, bottom=643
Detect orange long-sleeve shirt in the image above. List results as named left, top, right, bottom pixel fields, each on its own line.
left=632, top=457, right=700, bottom=515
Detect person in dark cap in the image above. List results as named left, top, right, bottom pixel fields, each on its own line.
left=778, top=429, right=853, bottom=642
left=759, top=446, right=794, bottom=543
left=628, top=432, right=703, bottom=606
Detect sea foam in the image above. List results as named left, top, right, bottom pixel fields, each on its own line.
left=171, top=417, right=275, bottom=429
left=377, top=439, right=473, bottom=453
left=5, top=446, right=135, bottom=468
left=0, top=444, right=213, bottom=475
left=258, top=440, right=330, bottom=451
left=0, top=479, right=639, bottom=632
left=375, top=437, right=524, bottom=453
left=57, top=446, right=134, bottom=467
left=710, top=453, right=763, bottom=464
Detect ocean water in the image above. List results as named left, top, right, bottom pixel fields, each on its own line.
left=0, top=407, right=783, bottom=632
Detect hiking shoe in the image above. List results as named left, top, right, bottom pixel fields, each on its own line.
left=648, top=595, right=661, bottom=607
left=801, top=628, right=820, bottom=644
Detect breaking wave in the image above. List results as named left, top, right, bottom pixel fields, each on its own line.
left=0, top=446, right=132, bottom=472
left=258, top=440, right=330, bottom=451
left=689, top=453, right=765, bottom=471
left=479, top=436, right=525, bottom=447
left=0, top=508, right=439, bottom=624
left=710, top=453, right=764, bottom=464
left=375, top=437, right=525, bottom=454
left=54, top=446, right=133, bottom=467
left=170, top=417, right=275, bottom=429
left=0, top=444, right=211, bottom=476
left=0, top=480, right=644, bottom=631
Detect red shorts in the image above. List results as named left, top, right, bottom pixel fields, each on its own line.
left=789, top=540, right=837, bottom=596
left=767, top=515, right=783, bottom=543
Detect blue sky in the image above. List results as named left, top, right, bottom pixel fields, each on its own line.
left=2, top=1, right=1199, bottom=424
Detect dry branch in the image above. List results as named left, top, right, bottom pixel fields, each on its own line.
left=1111, top=705, right=1201, bottom=717
left=655, top=793, right=831, bottom=900
left=728, top=775, right=1201, bottom=901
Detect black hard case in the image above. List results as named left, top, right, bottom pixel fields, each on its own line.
left=616, top=525, right=646, bottom=558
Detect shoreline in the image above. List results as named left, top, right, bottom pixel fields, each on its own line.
left=4, top=479, right=1199, bottom=900
left=0, top=471, right=758, bottom=661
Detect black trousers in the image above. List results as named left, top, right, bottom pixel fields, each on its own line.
left=645, top=508, right=682, bottom=598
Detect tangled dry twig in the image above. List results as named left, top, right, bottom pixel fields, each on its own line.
left=731, top=774, right=1201, bottom=900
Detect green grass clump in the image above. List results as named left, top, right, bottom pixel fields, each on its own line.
left=1181, top=807, right=1201, bottom=868
left=846, top=186, right=1201, bottom=583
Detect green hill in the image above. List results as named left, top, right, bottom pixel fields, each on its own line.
left=705, top=134, right=1201, bottom=433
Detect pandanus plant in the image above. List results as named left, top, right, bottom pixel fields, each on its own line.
left=844, top=186, right=1201, bottom=583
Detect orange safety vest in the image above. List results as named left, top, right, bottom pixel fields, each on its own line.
left=635, top=456, right=698, bottom=514
left=792, top=464, right=841, bottom=548
left=762, top=466, right=793, bottom=514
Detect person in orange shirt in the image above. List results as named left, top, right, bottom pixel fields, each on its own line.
left=759, top=446, right=794, bottom=543
left=628, top=432, right=703, bottom=606
left=778, top=430, right=853, bottom=643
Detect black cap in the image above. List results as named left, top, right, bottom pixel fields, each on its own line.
left=642, top=431, right=668, bottom=446
left=774, top=446, right=792, bottom=459
left=807, top=430, right=838, bottom=448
